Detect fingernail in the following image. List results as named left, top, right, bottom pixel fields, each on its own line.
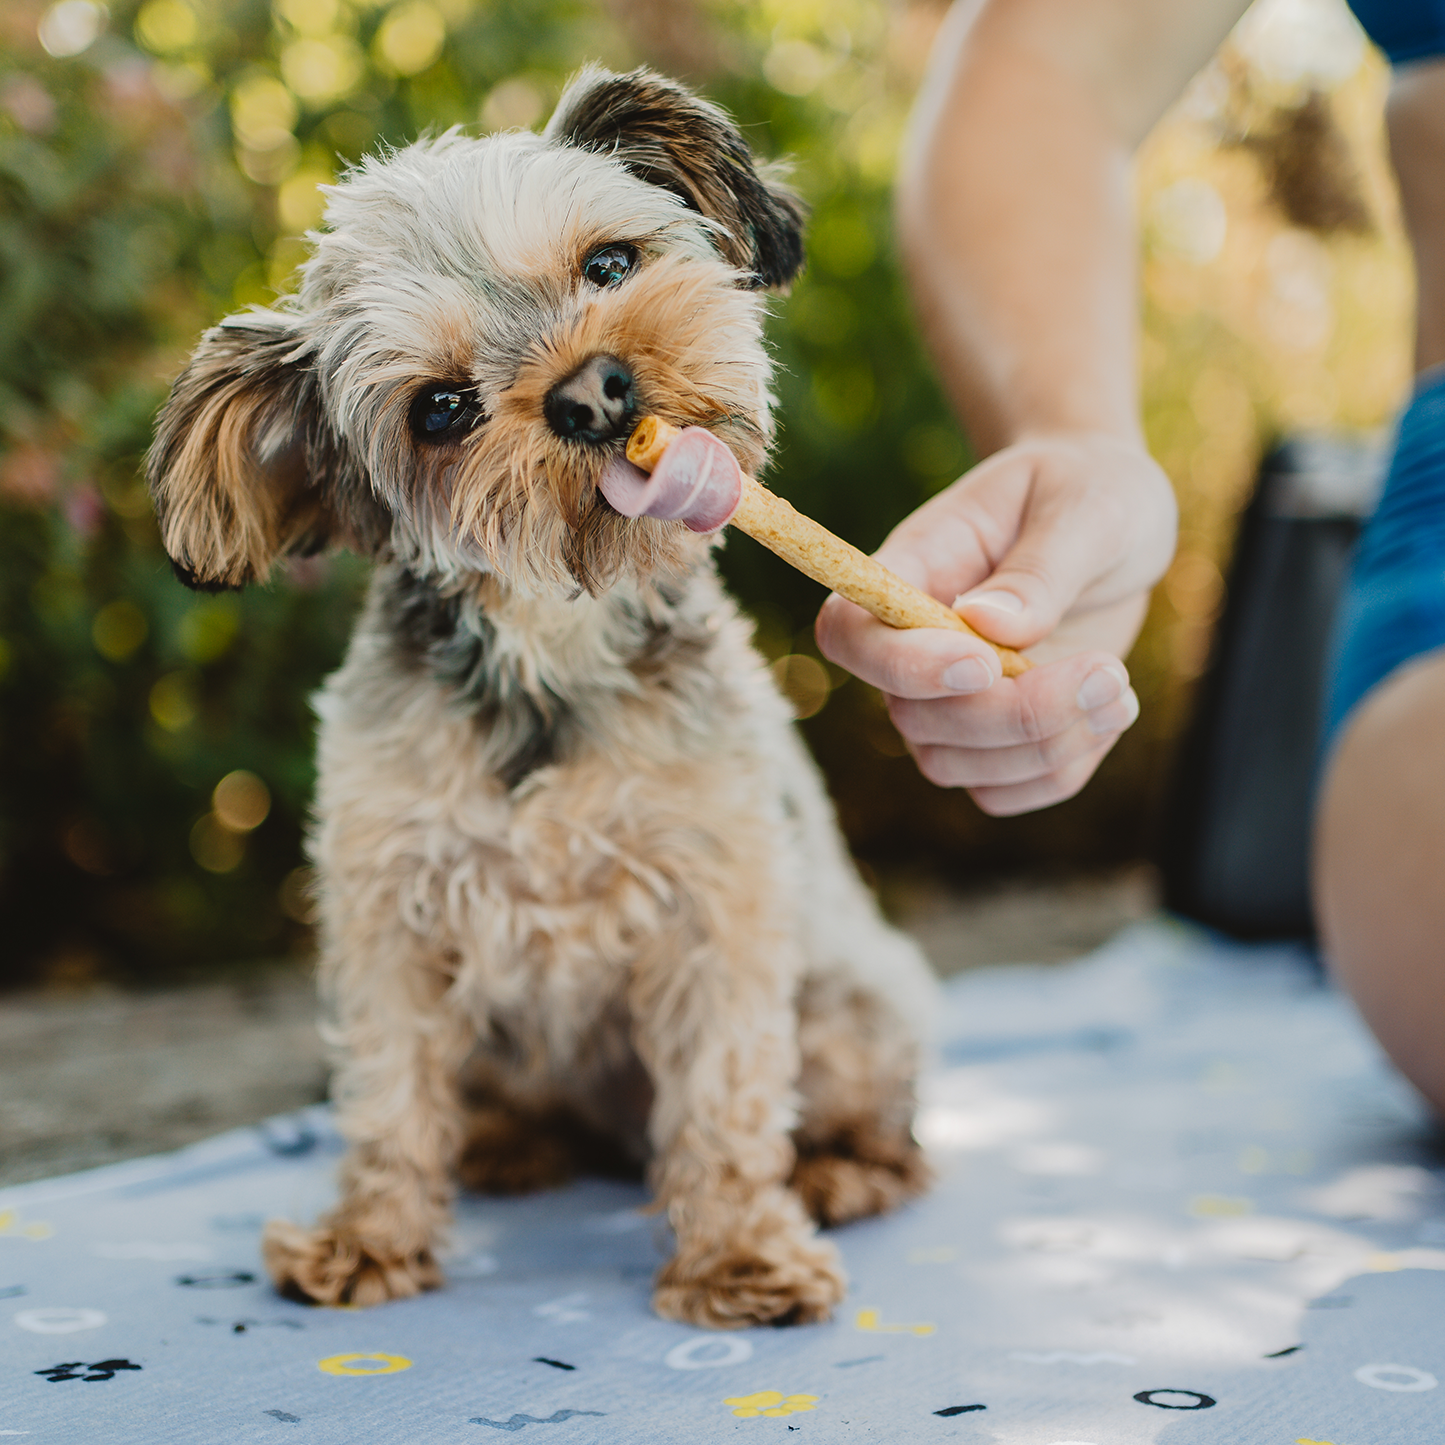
left=1086, top=687, right=1140, bottom=736
left=941, top=656, right=996, bottom=692
left=1076, top=665, right=1127, bottom=711
left=953, top=589, right=1024, bottom=614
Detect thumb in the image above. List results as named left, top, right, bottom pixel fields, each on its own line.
left=951, top=494, right=1120, bottom=650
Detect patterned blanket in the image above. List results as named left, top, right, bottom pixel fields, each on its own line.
left=3, top=920, right=1442, bottom=1443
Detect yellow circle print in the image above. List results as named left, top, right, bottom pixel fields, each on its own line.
left=725, top=1392, right=819, bottom=1419
left=318, top=1352, right=413, bottom=1376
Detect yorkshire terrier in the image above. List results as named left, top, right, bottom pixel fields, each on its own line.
left=147, top=66, right=936, bottom=1329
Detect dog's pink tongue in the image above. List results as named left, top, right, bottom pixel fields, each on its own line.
left=598, top=426, right=742, bottom=534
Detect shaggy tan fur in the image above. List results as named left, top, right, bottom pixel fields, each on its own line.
left=148, top=66, right=938, bottom=1329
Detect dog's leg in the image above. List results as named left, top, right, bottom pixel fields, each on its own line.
left=635, top=909, right=846, bottom=1329
left=262, top=920, right=472, bottom=1307
left=789, top=971, right=932, bottom=1227
left=771, top=731, right=936, bottom=1228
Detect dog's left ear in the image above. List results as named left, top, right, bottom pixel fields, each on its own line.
left=147, top=309, right=373, bottom=591
left=545, top=66, right=806, bottom=290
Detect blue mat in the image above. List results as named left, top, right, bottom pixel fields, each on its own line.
left=3, top=921, right=1443, bottom=1443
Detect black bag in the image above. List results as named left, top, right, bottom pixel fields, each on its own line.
left=1156, top=434, right=1385, bottom=940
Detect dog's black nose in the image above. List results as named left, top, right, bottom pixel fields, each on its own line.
left=544, top=355, right=636, bottom=444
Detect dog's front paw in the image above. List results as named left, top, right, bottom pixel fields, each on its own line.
left=652, top=1235, right=846, bottom=1329
left=262, top=1219, right=442, bottom=1307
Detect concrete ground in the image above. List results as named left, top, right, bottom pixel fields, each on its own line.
left=0, top=868, right=1157, bottom=1189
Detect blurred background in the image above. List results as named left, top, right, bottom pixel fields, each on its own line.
left=0, top=0, right=1416, bottom=990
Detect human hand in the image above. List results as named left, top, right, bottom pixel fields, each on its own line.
left=814, top=433, right=1176, bottom=815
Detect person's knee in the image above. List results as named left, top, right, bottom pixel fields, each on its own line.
left=1317, top=649, right=1445, bottom=898
left=1314, top=651, right=1445, bottom=1114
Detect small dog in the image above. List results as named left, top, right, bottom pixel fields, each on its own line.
left=147, top=66, right=937, bottom=1329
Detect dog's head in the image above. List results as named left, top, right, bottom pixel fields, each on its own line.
left=148, top=67, right=805, bottom=598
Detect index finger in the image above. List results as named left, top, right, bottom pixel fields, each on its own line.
left=815, top=590, right=1002, bottom=699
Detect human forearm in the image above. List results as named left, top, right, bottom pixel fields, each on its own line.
left=899, top=10, right=1137, bottom=450
left=898, top=0, right=1250, bottom=455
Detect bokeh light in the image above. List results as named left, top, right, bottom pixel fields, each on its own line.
left=38, top=1, right=108, bottom=58
left=212, top=771, right=271, bottom=833
left=771, top=654, right=832, bottom=720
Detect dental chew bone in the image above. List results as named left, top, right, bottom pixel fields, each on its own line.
left=608, top=416, right=1031, bottom=678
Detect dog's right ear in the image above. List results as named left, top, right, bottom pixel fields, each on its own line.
left=545, top=66, right=806, bottom=290
left=147, top=310, right=355, bottom=591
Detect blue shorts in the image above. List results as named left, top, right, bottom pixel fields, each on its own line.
left=1321, top=6, right=1445, bottom=747
left=1347, top=0, right=1445, bottom=63
left=1325, top=369, right=1445, bottom=744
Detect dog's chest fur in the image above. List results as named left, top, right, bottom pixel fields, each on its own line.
left=311, top=560, right=807, bottom=1061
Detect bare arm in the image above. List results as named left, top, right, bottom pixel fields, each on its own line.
left=817, top=0, right=1251, bottom=814
left=901, top=0, right=1250, bottom=450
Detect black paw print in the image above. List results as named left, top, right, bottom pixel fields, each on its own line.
left=35, top=1359, right=142, bottom=1383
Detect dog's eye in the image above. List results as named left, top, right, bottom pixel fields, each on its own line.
left=583, top=244, right=637, bottom=289
left=408, top=384, right=481, bottom=443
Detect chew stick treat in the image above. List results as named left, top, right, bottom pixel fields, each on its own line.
left=601, top=416, right=1031, bottom=678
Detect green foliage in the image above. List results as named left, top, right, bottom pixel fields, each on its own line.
left=0, top=0, right=1148, bottom=987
